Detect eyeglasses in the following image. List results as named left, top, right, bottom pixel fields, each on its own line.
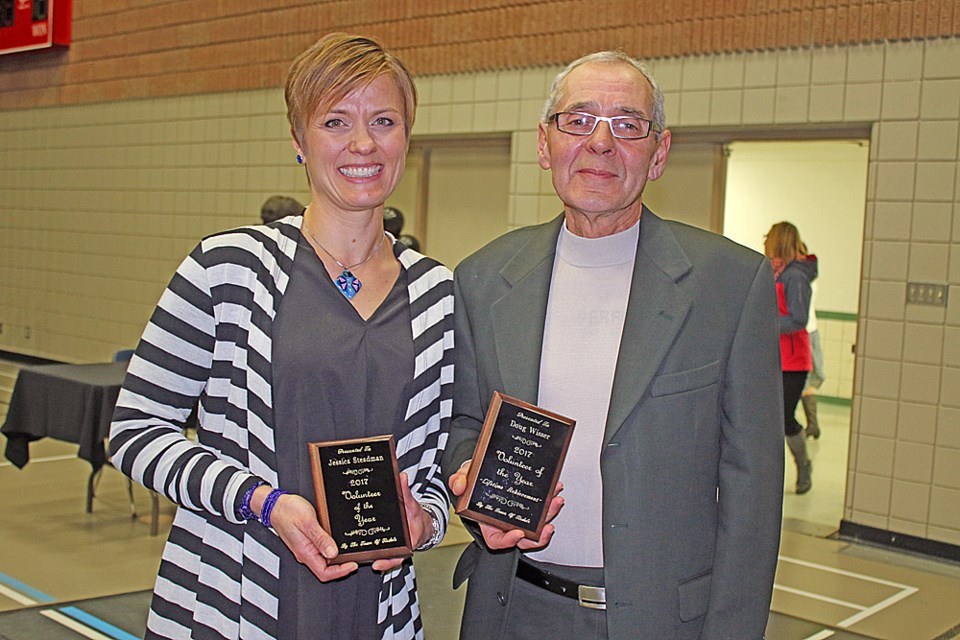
left=549, top=111, right=658, bottom=140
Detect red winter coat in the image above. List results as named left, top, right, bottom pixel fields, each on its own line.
left=775, top=257, right=817, bottom=372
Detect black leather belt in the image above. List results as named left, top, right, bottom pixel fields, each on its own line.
left=516, top=560, right=606, bottom=610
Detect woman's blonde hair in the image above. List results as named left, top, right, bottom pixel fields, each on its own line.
left=285, top=33, right=417, bottom=145
left=765, top=221, right=805, bottom=263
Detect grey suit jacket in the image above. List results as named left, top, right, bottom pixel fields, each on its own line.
left=443, top=209, right=784, bottom=640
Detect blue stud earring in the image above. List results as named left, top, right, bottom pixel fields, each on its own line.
left=296, top=154, right=303, bottom=164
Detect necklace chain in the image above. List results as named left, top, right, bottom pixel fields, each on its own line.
left=302, top=221, right=386, bottom=300
left=303, top=223, right=385, bottom=272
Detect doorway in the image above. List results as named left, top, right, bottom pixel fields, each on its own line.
left=387, top=135, right=511, bottom=268
left=725, top=139, right=868, bottom=535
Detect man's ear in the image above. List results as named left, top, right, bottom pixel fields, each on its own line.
left=537, top=122, right=551, bottom=170
left=646, top=129, right=671, bottom=181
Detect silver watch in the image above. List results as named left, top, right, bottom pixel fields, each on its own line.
left=415, top=504, right=444, bottom=551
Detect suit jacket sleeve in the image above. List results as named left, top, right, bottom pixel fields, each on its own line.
left=441, top=268, right=495, bottom=558
left=702, top=257, right=785, bottom=638
left=444, top=270, right=486, bottom=476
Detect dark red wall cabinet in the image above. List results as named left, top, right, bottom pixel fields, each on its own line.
left=0, top=0, right=71, bottom=56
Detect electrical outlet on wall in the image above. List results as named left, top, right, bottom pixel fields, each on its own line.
left=906, top=282, right=948, bottom=307
left=24, top=326, right=31, bottom=340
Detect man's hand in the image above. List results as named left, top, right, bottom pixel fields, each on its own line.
left=266, top=490, right=359, bottom=582
left=448, top=459, right=564, bottom=551
left=447, top=459, right=472, bottom=498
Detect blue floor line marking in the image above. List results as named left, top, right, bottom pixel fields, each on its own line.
left=0, top=572, right=56, bottom=603
left=59, top=606, right=141, bottom=640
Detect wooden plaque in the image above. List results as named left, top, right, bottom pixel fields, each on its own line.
left=308, top=435, right=412, bottom=564
left=456, top=392, right=575, bottom=540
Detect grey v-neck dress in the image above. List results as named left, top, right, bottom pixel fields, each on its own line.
left=272, top=232, right=414, bottom=640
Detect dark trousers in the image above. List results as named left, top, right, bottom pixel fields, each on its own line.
left=782, top=371, right=808, bottom=437
left=504, top=561, right=607, bottom=640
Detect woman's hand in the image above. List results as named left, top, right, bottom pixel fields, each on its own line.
left=265, top=490, right=359, bottom=582
left=448, top=460, right=564, bottom=551
left=372, top=472, right=433, bottom=572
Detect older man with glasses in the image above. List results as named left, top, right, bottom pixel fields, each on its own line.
left=443, top=50, right=784, bottom=640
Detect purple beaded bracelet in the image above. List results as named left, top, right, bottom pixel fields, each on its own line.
left=238, top=481, right=266, bottom=521
left=259, top=488, right=289, bottom=528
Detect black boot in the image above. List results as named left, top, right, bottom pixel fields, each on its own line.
left=786, top=433, right=812, bottom=494
left=802, top=394, right=820, bottom=439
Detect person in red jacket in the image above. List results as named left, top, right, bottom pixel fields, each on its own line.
left=765, top=222, right=817, bottom=494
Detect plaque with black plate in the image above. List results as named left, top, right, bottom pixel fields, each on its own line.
left=456, top=392, right=575, bottom=540
left=308, top=435, right=412, bottom=564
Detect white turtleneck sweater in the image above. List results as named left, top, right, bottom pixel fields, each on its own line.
left=527, top=219, right=638, bottom=568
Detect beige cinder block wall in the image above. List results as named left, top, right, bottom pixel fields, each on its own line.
left=1, top=2, right=958, bottom=553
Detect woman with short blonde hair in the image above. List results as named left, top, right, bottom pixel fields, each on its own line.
left=111, top=33, right=452, bottom=639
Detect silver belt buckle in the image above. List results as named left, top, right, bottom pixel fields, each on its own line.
left=577, top=585, right=606, bottom=610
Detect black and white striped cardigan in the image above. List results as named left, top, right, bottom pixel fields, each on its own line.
left=110, top=216, right=454, bottom=640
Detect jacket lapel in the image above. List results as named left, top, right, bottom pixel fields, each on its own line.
left=490, top=217, right=563, bottom=405
left=604, top=209, right=693, bottom=445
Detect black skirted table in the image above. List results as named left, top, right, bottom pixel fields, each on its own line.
left=0, top=361, right=160, bottom=529
left=2, top=361, right=127, bottom=472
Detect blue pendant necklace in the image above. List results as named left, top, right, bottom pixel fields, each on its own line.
left=304, top=224, right=385, bottom=300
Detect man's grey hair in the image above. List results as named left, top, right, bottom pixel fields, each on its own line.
left=540, top=51, right=666, bottom=135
